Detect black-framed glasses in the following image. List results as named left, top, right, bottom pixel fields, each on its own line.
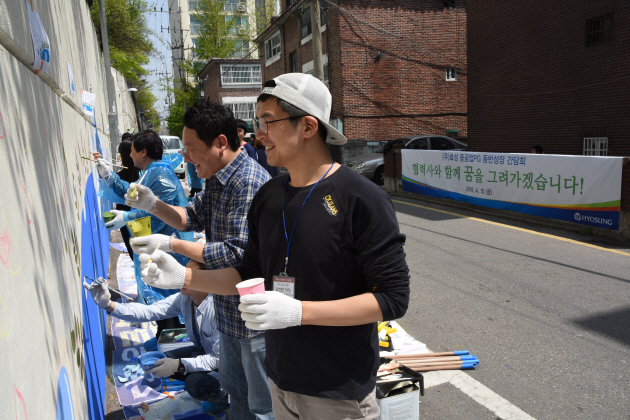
left=252, top=115, right=307, bottom=135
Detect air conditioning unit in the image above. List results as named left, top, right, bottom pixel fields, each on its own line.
left=237, top=4, right=246, bottom=11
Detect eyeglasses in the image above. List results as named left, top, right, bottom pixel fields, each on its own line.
left=252, top=115, right=307, bottom=135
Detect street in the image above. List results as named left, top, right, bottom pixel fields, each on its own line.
left=393, top=197, right=630, bottom=420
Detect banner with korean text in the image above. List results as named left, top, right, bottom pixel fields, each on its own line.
left=401, top=150, right=624, bottom=230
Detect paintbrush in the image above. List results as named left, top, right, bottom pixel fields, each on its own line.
left=81, top=156, right=128, bottom=169
left=85, top=275, right=134, bottom=300
left=145, top=244, right=162, bottom=266
left=128, top=170, right=149, bottom=198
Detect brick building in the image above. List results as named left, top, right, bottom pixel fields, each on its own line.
left=198, top=58, right=262, bottom=122
left=468, top=1, right=630, bottom=156
left=254, top=0, right=467, bottom=158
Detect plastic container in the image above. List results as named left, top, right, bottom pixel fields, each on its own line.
left=138, top=351, right=166, bottom=370
left=157, top=328, right=195, bottom=353
left=126, top=216, right=152, bottom=237
left=236, top=278, right=266, bottom=296
left=103, top=212, right=116, bottom=223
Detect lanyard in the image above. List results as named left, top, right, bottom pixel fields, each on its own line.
left=281, top=153, right=334, bottom=275
left=190, top=300, right=202, bottom=352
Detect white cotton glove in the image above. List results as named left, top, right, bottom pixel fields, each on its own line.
left=139, top=250, right=186, bottom=290
left=124, top=182, right=157, bottom=212
left=238, top=291, right=303, bottom=330
left=95, top=158, right=112, bottom=179
left=82, top=280, right=112, bottom=309
left=105, top=209, right=127, bottom=230
left=146, top=358, right=180, bottom=377
left=130, top=234, right=173, bottom=255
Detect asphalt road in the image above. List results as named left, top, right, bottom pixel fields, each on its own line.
left=392, top=196, right=630, bottom=420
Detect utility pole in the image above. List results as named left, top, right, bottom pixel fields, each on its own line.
left=97, top=0, right=119, bottom=161
left=312, top=0, right=324, bottom=81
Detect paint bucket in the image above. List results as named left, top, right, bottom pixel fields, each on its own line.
left=236, top=278, right=266, bottom=296
left=126, top=216, right=152, bottom=237
left=102, top=212, right=115, bottom=224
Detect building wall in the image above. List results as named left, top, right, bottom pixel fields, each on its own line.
left=257, top=0, right=467, bottom=144
left=0, top=0, right=113, bottom=418
left=468, top=1, right=630, bottom=155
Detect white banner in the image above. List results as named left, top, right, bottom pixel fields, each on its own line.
left=25, top=0, right=50, bottom=74
left=82, top=90, right=96, bottom=116
left=402, top=150, right=624, bottom=230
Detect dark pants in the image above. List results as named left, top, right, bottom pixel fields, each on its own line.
left=189, top=187, right=202, bottom=198
left=165, top=346, right=229, bottom=407
left=120, top=226, right=135, bottom=262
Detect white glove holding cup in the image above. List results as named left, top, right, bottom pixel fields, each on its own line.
left=105, top=209, right=127, bottom=230
left=124, top=183, right=157, bottom=212
left=139, top=250, right=186, bottom=289
left=238, top=291, right=303, bottom=330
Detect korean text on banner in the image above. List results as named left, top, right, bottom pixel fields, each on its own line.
left=401, top=150, right=624, bottom=230
left=82, top=90, right=96, bottom=116
left=25, top=0, right=51, bottom=74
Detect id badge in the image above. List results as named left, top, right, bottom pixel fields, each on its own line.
left=273, top=274, right=295, bottom=298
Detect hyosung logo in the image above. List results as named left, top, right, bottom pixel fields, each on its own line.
left=574, top=212, right=613, bottom=226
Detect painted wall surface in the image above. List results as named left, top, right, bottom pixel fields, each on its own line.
left=0, top=0, right=115, bottom=418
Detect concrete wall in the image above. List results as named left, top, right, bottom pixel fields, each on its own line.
left=0, top=0, right=115, bottom=418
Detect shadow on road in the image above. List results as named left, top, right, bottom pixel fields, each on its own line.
left=572, top=307, right=630, bottom=347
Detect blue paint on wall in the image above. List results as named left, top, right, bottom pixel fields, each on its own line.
left=56, top=367, right=75, bottom=420
left=80, top=173, right=110, bottom=420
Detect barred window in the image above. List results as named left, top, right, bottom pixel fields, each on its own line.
left=226, top=102, right=257, bottom=120
left=586, top=15, right=612, bottom=45
left=220, top=64, right=262, bottom=85
left=265, top=31, right=281, bottom=61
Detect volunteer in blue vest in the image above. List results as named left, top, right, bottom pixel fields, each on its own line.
left=95, top=130, right=194, bottom=348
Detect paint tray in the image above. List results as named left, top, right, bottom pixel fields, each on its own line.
left=138, top=351, right=166, bottom=370
left=126, top=216, right=152, bottom=237
left=376, top=357, right=424, bottom=399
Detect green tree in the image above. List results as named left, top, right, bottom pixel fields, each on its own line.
left=90, top=0, right=160, bottom=133
left=90, top=0, right=154, bottom=84
left=165, top=84, right=200, bottom=138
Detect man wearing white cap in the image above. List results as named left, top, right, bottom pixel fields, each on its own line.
left=137, top=73, right=410, bottom=419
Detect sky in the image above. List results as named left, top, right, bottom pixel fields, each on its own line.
left=145, top=0, right=175, bottom=125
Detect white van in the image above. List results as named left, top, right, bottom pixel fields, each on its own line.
left=161, top=135, right=185, bottom=179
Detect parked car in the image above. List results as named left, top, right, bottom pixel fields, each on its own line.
left=161, top=135, right=186, bottom=179
left=346, top=135, right=467, bottom=185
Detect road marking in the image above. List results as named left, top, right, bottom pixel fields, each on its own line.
left=424, top=370, right=536, bottom=419
left=393, top=199, right=630, bottom=257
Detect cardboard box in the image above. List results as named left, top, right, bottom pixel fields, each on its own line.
left=377, top=387, right=420, bottom=420
left=157, top=328, right=195, bottom=353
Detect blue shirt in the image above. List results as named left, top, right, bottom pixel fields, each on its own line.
left=111, top=293, right=219, bottom=373
left=184, top=150, right=271, bottom=339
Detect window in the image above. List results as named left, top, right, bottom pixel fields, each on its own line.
left=226, top=102, right=257, bottom=120
left=446, top=68, right=457, bottom=81
left=289, top=51, right=298, bottom=73
left=191, top=38, right=199, bottom=58
left=233, top=40, right=250, bottom=58
left=587, top=15, right=612, bottom=45
left=255, top=0, right=267, bottom=32
left=190, top=16, right=201, bottom=34
left=320, top=6, right=327, bottom=26
left=189, top=0, right=198, bottom=10
left=444, top=0, right=455, bottom=7
left=301, top=7, right=312, bottom=39
left=430, top=137, right=453, bottom=150
left=303, top=55, right=329, bottom=83
left=406, top=138, right=428, bottom=150
left=227, top=16, right=248, bottom=34
left=265, top=31, right=281, bottom=62
left=220, top=64, right=262, bottom=85
left=583, top=137, right=608, bottom=156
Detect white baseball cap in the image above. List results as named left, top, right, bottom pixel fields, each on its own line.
left=260, top=73, right=347, bottom=145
